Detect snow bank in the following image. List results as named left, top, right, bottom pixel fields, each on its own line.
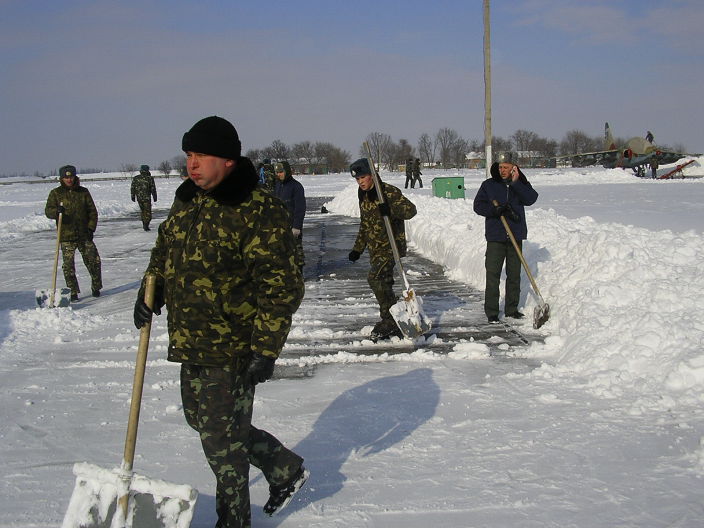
left=327, top=174, right=704, bottom=414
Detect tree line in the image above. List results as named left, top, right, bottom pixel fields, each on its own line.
left=6, top=127, right=688, bottom=179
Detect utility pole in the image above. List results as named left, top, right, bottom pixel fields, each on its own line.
left=483, top=0, right=492, bottom=179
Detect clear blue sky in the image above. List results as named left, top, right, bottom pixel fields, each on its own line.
left=1, top=0, right=702, bottom=174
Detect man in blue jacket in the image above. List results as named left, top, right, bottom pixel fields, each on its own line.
left=473, top=153, right=538, bottom=323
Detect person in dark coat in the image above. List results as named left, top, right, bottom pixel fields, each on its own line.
left=412, top=158, right=423, bottom=188
left=473, top=154, right=538, bottom=323
left=404, top=158, right=413, bottom=189
left=273, top=160, right=306, bottom=271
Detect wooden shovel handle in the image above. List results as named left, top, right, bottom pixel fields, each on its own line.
left=49, top=203, right=64, bottom=308
left=123, top=274, right=156, bottom=468
left=491, top=200, right=545, bottom=303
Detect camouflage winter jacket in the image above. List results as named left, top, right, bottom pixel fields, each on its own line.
left=130, top=172, right=157, bottom=202
left=44, top=177, right=98, bottom=242
left=352, top=182, right=417, bottom=262
left=143, top=158, right=304, bottom=366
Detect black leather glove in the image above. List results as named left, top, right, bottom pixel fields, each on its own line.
left=133, top=289, right=163, bottom=329
left=245, top=355, right=276, bottom=386
left=493, top=203, right=508, bottom=218
left=348, top=250, right=361, bottom=262
left=85, top=230, right=94, bottom=241
left=377, top=203, right=391, bottom=217
left=131, top=197, right=135, bottom=202
left=56, top=205, right=65, bottom=216
left=505, top=205, right=520, bottom=222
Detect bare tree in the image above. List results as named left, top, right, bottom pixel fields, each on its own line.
left=559, top=129, right=596, bottom=155
left=315, top=142, right=351, bottom=172
left=435, top=128, right=460, bottom=168
left=291, top=141, right=316, bottom=164
left=244, top=148, right=262, bottom=164
left=417, top=133, right=434, bottom=165
left=511, top=129, right=539, bottom=152
left=362, top=132, right=393, bottom=168
left=268, top=139, right=290, bottom=161
left=451, top=138, right=470, bottom=167
left=158, top=160, right=172, bottom=177
left=171, top=155, right=187, bottom=179
left=121, top=163, right=138, bottom=178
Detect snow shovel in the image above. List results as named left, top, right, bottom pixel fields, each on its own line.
left=492, top=200, right=550, bottom=329
left=62, top=275, right=198, bottom=528
left=36, top=201, right=72, bottom=308
left=363, top=142, right=432, bottom=338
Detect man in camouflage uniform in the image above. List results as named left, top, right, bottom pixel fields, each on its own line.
left=412, top=157, right=423, bottom=188
left=130, top=164, right=157, bottom=230
left=133, top=116, right=307, bottom=528
left=44, top=165, right=102, bottom=300
left=348, top=158, right=417, bottom=340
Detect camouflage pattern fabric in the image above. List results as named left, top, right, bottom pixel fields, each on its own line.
left=260, top=163, right=276, bottom=192
left=180, top=363, right=303, bottom=528
left=60, top=240, right=103, bottom=295
left=130, top=172, right=157, bottom=202
left=45, top=178, right=98, bottom=242
left=142, top=173, right=304, bottom=366
left=412, top=159, right=423, bottom=188
left=131, top=172, right=157, bottom=225
left=352, top=182, right=417, bottom=320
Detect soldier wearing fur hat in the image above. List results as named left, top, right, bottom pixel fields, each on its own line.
left=44, top=165, right=102, bottom=301
left=348, top=158, right=417, bottom=340
left=133, top=116, right=308, bottom=527
left=473, top=155, right=538, bottom=323
left=130, top=164, right=157, bottom=230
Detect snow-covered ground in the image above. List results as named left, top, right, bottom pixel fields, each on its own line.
left=1, top=158, right=704, bottom=527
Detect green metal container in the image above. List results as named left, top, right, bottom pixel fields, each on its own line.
left=431, top=177, right=466, bottom=199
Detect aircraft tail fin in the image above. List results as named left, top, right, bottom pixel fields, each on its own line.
left=604, top=122, right=616, bottom=150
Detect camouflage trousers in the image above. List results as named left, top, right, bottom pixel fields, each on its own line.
left=368, top=256, right=396, bottom=321
left=60, top=240, right=102, bottom=295
left=180, top=362, right=303, bottom=528
left=137, top=199, right=152, bottom=225
left=294, top=235, right=305, bottom=270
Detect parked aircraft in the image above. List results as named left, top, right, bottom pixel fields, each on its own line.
left=558, top=123, right=695, bottom=177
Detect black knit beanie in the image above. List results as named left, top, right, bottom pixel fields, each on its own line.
left=182, top=116, right=242, bottom=160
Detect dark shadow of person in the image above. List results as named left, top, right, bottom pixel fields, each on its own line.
left=261, top=367, right=440, bottom=523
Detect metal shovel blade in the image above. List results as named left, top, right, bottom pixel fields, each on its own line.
left=389, top=288, right=432, bottom=339
left=533, top=303, right=550, bottom=329
left=36, top=288, right=72, bottom=308
left=62, top=462, right=198, bottom=528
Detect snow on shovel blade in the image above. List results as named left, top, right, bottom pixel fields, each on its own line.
left=533, top=303, right=550, bottom=330
left=36, top=288, right=72, bottom=308
left=389, top=288, right=432, bottom=339
left=62, top=462, right=198, bottom=528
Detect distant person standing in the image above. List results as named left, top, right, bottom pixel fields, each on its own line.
left=44, top=165, right=102, bottom=301
left=404, top=158, right=413, bottom=189
left=473, top=154, right=538, bottom=323
left=412, top=158, right=423, bottom=188
left=273, top=160, right=306, bottom=271
left=130, top=164, right=157, bottom=230
left=650, top=157, right=659, bottom=179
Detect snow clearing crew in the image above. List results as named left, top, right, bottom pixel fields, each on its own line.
left=133, top=115, right=308, bottom=528
left=473, top=152, right=538, bottom=323
left=348, top=158, right=417, bottom=341
left=44, top=164, right=102, bottom=301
